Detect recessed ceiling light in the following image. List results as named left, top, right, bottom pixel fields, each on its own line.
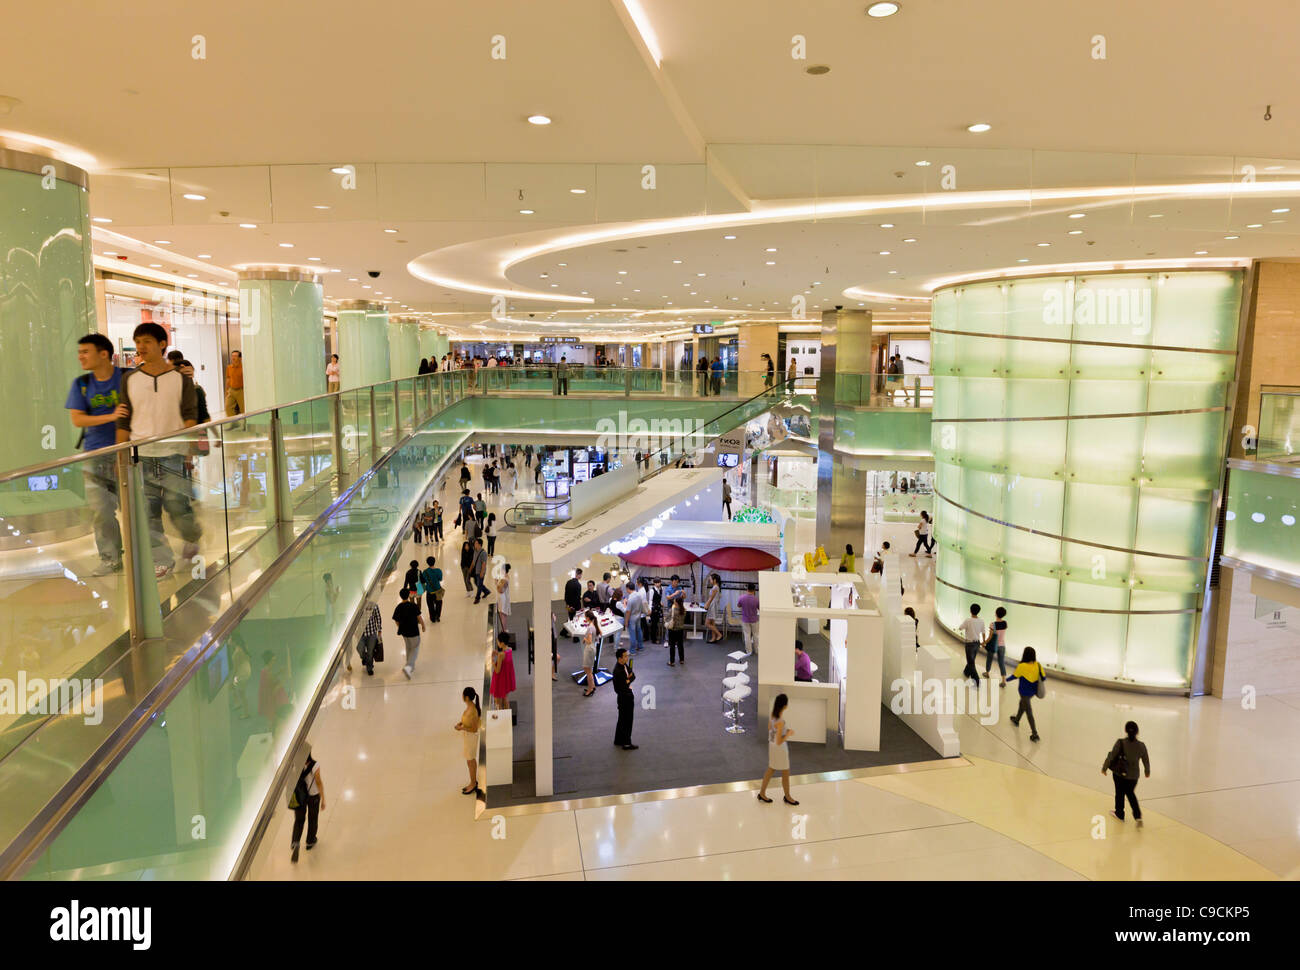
left=361, top=285, right=370, bottom=289
left=1224, top=235, right=1240, bottom=240
left=888, top=270, right=898, bottom=274
left=878, top=250, right=891, bottom=255
left=903, top=237, right=917, bottom=243
left=182, top=193, right=205, bottom=201
left=1036, top=242, right=1050, bottom=247
left=313, top=204, right=331, bottom=210
left=880, top=223, right=894, bottom=228
left=558, top=262, right=567, bottom=267
left=279, top=242, right=294, bottom=248
left=1067, top=229, right=1083, bottom=235
left=1017, top=258, right=1030, bottom=263
left=198, top=253, right=211, bottom=258
left=92, top=216, right=112, bottom=224
left=154, top=239, right=171, bottom=244
left=1068, top=212, right=1085, bottom=219
left=519, top=209, right=534, bottom=215
left=527, top=114, right=551, bottom=125
left=805, top=64, right=830, bottom=75
left=383, top=228, right=397, bottom=233
left=1247, top=223, right=1263, bottom=228
left=348, top=277, right=358, bottom=282
left=186, top=273, right=198, bottom=278
left=967, top=122, right=991, bottom=133
left=1264, top=165, right=1285, bottom=171
left=1272, top=207, right=1291, bottom=213
left=330, top=166, right=350, bottom=174
left=1148, top=213, right=1163, bottom=219
left=697, top=272, right=706, bottom=277
left=765, top=261, right=776, bottom=265
left=308, top=256, right=322, bottom=261
left=866, top=1, right=900, bottom=17
left=1194, top=250, right=1209, bottom=255
left=149, top=263, right=161, bottom=268
left=723, top=235, right=736, bottom=240
left=915, top=160, right=931, bottom=167
left=618, top=270, right=628, bottom=275
left=569, top=188, right=586, bottom=195
left=239, top=223, right=257, bottom=229
left=102, top=251, right=117, bottom=257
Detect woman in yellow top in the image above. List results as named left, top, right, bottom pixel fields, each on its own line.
left=1005, top=646, right=1045, bottom=742
left=839, top=544, right=855, bottom=573
left=454, top=686, right=482, bottom=794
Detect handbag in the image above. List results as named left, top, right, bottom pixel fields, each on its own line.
left=1110, top=739, right=1129, bottom=776
left=372, top=637, right=384, bottom=663
left=1035, top=663, right=1046, bottom=698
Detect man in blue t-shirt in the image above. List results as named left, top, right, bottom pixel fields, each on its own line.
left=710, top=356, right=724, bottom=396
left=65, top=334, right=127, bottom=575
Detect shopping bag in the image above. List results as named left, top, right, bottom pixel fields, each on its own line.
left=373, top=638, right=384, bottom=663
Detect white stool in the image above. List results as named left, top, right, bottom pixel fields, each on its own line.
left=723, top=685, right=750, bottom=734
left=726, top=662, right=749, bottom=673
left=722, top=673, right=750, bottom=690
left=727, top=651, right=747, bottom=661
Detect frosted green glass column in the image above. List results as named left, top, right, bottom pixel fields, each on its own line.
left=388, top=316, right=420, bottom=378
left=337, top=301, right=390, bottom=390
left=238, top=268, right=326, bottom=412
left=930, top=269, right=1242, bottom=690
left=420, top=328, right=448, bottom=365
left=0, top=144, right=94, bottom=473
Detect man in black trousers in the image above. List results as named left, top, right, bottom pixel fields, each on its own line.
left=613, top=648, right=638, bottom=750
left=564, top=567, right=583, bottom=642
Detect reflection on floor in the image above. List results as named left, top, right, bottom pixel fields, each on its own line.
left=248, top=453, right=1298, bottom=881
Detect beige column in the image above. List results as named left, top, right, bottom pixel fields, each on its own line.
left=738, top=321, right=779, bottom=375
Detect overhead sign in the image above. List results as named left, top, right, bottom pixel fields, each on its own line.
left=693, top=323, right=714, bottom=334
left=715, top=430, right=745, bottom=455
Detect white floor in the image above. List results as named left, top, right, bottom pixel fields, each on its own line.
left=248, top=460, right=1300, bottom=881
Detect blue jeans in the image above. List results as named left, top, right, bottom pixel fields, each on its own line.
left=84, top=455, right=123, bottom=564
left=627, top=617, right=644, bottom=652
left=984, top=641, right=1006, bottom=678
left=141, top=454, right=201, bottom=569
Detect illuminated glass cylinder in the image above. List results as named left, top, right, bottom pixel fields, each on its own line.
left=337, top=302, right=389, bottom=390
left=238, top=268, right=326, bottom=412
left=930, top=269, right=1242, bottom=689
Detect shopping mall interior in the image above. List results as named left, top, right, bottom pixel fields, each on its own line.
left=1, top=1, right=1298, bottom=898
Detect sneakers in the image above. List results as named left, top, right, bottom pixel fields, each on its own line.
left=291, top=842, right=300, bottom=863
left=1111, top=810, right=1124, bottom=823
left=1030, top=734, right=1041, bottom=742
left=90, top=560, right=122, bottom=577
left=1136, top=818, right=1144, bottom=828
left=402, top=665, right=412, bottom=679
left=1009, top=716, right=1020, bottom=726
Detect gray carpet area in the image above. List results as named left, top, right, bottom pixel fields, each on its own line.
left=489, top=600, right=942, bottom=808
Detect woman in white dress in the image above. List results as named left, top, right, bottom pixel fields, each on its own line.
left=580, top=609, right=599, bottom=697
left=757, top=693, right=798, bottom=805
left=496, top=563, right=512, bottom=623
left=703, top=572, right=724, bottom=643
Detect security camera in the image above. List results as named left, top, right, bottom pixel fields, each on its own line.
left=529, top=313, right=535, bottom=318
left=835, top=305, right=843, bottom=310
left=368, top=270, right=381, bottom=278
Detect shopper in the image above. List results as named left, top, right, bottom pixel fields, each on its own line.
left=326, top=354, right=340, bottom=393
left=454, top=687, right=481, bottom=795
left=565, top=568, right=584, bottom=625
left=422, top=556, right=444, bottom=623
left=412, top=509, right=424, bottom=544
left=471, top=538, right=490, bottom=604
left=757, top=694, right=798, bottom=805
left=582, top=579, right=601, bottom=611
left=287, top=742, right=325, bottom=863
left=176, top=360, right=210, bottom=425
left=431, top=500, right=444, bottom=542
left=648, top=577, right=664, bottom=644
left=958, top=603, right=985, bottom=685
left=358, top=599, right=382, bottom=675
left=474, top=492, right=487, bottom=527
left=787, top=357, right=798, bottom=385
left=1005, top=646, right=1045, bottom=742
left=984, top=606, right=1008, bottom=682
left=393, top=586, right=425, bottom=679
left=703, top=572, right=723, bottom=644
left=225, top=349, right=244, bottom=416
left=116, top=322, right=202, bottom=580
left=903, top=606, right=920, bottom=649
left=581, top=610, right=600, bottom=697
left=613, top=647, right=638, bottom=749
left=496, top=562, right=512, bottom=626
left=624, top=580, right=647, bottom=654
left=489, top=630, right=517, bottom=711
left=839, top=544, right=856, bottom=573
left=794, top=641, right=812, bottom=681
left=666, top=597, right=686, bottom=666
left=696, top=355, right=710, bottom=396
left=459, top=463, right=472, bottom=490
left=722, top=479, right=733, bottom=520
left=418, top=357, right=431, bottom=375
left=1102, top=720, right=1151, bottom=826
left=65, top=334, right=127, bottom=575
left=459, top=539, right=474, bottom=593
left=403, top=559, right=422, bottom=612
left=597, top=572, right=613, bottom=607
left=458, top=488, right=475, bottom=532
left=556, top=355, right=570, bottom=396
left=737, top=583, right=759, bottom=655
left=710, top=355, right=724, bottom=395
left=911, top=510, right=934, bottom=556
left=762, top=352, right=775, bottom=388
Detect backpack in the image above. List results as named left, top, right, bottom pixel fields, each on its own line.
left=1110, top=739, right=1129, bottom=776
left=287, top=760, right=313, bottom=809
left=73, top=375, right=92, bottom=450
